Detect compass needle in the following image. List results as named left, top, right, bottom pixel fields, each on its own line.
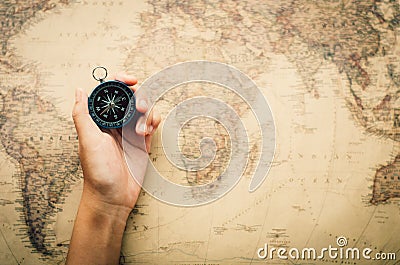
left=100, top=105, right=110, bottom=116
left=114, top=96, right=122, bottom=103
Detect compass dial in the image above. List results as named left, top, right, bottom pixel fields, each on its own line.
left=88, top=80, right=136, bottom=129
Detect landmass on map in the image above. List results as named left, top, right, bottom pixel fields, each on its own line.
left=0, top=0, right=80, bottom=259
left=1, top=0, right=400, bottom=263
left=371, top=155, right=400, bottom=205
left=127, top=0, right=400, bottom=204
left=0, top=87, right=80, bottom=256
left=0, top=0, right=70, bottom=55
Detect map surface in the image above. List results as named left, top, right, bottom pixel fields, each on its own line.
left=0, top=0, right=399, bottom=264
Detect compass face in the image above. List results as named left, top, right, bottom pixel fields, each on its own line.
left=88, top=80, right=136, bottom=129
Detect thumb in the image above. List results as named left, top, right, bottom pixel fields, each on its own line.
left=72, top=88, right=101, bottom=141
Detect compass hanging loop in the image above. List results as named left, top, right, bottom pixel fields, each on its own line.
left=92, top=66, right=108, bottom=83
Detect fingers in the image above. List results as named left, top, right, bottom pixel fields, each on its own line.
left=114, top=72, right=137, bottom=87
left=145, top=134, right=153, bottom=153
left=72, top=88, right=102, bottom=143
left=135, top=115, right=151, bottom=136
left=145, top=111, right=161, bottom=152
left=114, top=72, right=148, bottom=113
left=113, top=71, right=162, bottom=152
left=146, top=110, right=154, bottom=132
left=151, top=111, right=162, bottom=130
left=135, top=108, right=162, bottom=152
left=135, top=108, right=161, bottom=134
left=136, top=97, right=148, bottom=114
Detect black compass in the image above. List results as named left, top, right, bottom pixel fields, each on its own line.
left=88, top=67, right=136, bottom=129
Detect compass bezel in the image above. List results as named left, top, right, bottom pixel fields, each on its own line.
left=88, top=80, right=136, bottom=129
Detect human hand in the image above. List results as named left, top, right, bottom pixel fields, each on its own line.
left=68, top=72, right=160, bottom=264
left=72, top=72, right=161, bottom=217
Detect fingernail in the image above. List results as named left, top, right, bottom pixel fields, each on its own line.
left=75, top=88, right=82, bottom=102
left=138, top=123, right=146, bottom=133
left=139, top=99, right=147, bottom=109
left=148, top=125, right=154, bottom=134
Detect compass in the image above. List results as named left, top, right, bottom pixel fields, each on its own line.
left=88, top=67, right=136, bottom=129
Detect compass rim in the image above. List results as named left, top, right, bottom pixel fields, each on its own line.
left=88, top=80, right=136, bottom=129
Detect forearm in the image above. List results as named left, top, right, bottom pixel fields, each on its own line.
left=66, top=188, right=131, bottom=265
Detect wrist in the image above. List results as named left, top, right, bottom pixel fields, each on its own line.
left=79, top=186, right=132, bottom=223
left=67, top=188, right=130, bottom=265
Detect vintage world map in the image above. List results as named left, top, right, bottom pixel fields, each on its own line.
left=0, top=0, right=399, bottom=264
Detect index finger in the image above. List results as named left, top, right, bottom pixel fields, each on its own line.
left=114, top=72, right=138, bottom=87
left=114, top=71, right=148, bottom=113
